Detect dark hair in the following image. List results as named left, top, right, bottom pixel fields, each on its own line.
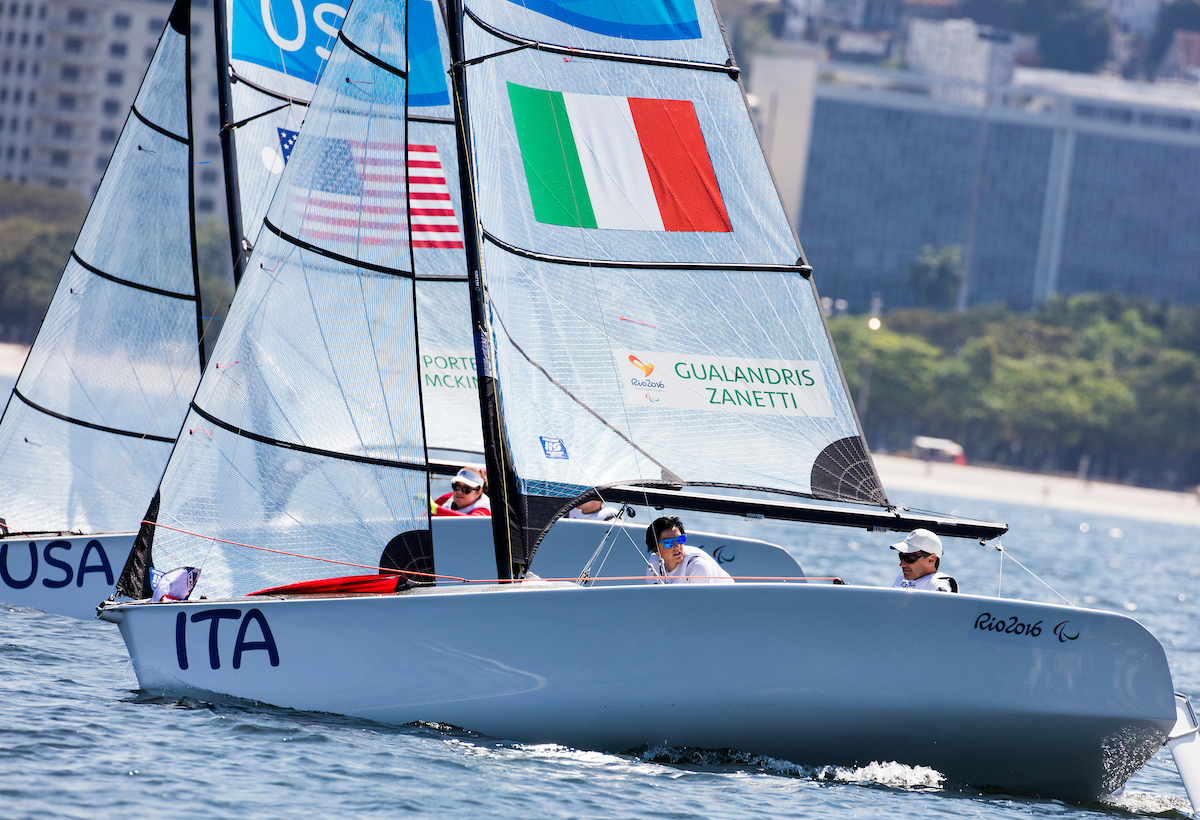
left=645, top=516, right=685, bottom=552
left=934, top=556, right=940, bottom=571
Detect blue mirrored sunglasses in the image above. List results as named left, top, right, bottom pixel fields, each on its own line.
left=659, top=535, right=686, bottom=549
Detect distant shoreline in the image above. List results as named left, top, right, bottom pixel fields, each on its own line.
left=875, top=453, right=1200, bottom=528
left=0, top=342, right=27, bottom=378
left=4, top=341, right=1197, bottom=527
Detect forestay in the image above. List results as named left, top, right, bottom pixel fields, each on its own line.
left=146, top=0, right=430, bottom=599
left=456, top=0, right=885, bottom=559
left=0, top=0, right=203, bottom=534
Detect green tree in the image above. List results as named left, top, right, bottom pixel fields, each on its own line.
left=0, top=220, right=78, bottom=341
left=908, top=245, right=963, bottom=308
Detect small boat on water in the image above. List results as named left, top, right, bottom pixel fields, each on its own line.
left=93, top=0, right=1192, bottom=804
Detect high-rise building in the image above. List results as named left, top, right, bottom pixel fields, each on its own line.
left=0, top=0, right=222, bottom=215
left=753, top=56, right=1200, bottom=310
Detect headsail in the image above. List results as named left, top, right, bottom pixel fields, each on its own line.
left=0, top=0, right=203, bottom=535
left=451, top=0, right=886, bottom=564
left=144, top=0, right=431, bottom=599
left=221, top=0, right=482, bottom=454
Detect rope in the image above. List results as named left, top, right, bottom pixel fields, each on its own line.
left=143, top=521, right=841, bottom=587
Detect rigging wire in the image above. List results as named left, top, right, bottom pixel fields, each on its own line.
left=991, top=539, right=1075, bottom=607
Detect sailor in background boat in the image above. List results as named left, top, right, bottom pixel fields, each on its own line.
left=433, top=467, right=492, bottom=517
left=568, top=499, right=620, bottom=521
left=644, top=516, right=734, bottom=585
left=891, top=529, right=958, bottom=592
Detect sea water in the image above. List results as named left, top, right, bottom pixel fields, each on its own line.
left=2, top=487, right=1198, bottom=819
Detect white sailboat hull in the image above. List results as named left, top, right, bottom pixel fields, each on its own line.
left=1, top=533, right=134, bottom=619
left=100, top=582, right=1175, bottom=800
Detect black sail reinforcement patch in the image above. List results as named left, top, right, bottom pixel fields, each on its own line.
left=810, top=436, right=888, bottom=505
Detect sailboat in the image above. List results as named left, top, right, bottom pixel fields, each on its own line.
left=0, top=0, right=204, bottom=618
left=0, top=0, right=364, bottom=618
left=98, top=0, right=1189, bottom=803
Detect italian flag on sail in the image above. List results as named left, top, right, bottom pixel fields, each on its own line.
left=507, top=82, right=732, bottom=233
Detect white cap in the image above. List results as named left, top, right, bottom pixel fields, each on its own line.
left=890, top=528, right=943, bottom=557
left=452, top=467, right=484, bottom=489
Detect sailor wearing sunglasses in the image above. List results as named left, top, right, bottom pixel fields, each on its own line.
left=891, top=528, right=957, bottom=592
left=644, top=516, right=734, bottom=585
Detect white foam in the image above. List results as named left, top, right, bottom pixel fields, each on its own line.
left=635, top=746, right=945, bottom=790
left=1105, top=790, right=1194, bottom=816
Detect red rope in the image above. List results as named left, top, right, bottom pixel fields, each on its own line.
left=143, top=521, right=841, bottom=586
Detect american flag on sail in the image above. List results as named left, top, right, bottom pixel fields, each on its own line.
left=408, top=144, right=463, bottom=249
left=279, top=129, right=463, bottom=249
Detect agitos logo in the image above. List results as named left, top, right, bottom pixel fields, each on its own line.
left=1053, top=620, right=1080, bottom=642
left=628, top=355, right=654, bottom=377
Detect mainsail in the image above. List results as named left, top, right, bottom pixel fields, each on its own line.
left=145, top=0, right=431, bottom=598
left=217, top=0, right=340, bottom=274
left=0, top=0, right=203, bottom=535
left=220, top=0, right=482, bottom=454
left=409, top=0, right=483, bottom=456
left=450, top=0, right=886, bottom=564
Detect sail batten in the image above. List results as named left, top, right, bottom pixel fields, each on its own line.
left=462, top=6, right=739, bottom=75
left=145, top=0, right=440, bottom=598
left=452, top=0, right=886, bottom=564
left=0, top=0, right=203, bottom=535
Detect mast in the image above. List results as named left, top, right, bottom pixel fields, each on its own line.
left=212, top=0, right=248, bottom=286
left=446, top=0, right=519, bottom=579
left=182, top=0, right=206, bottom=371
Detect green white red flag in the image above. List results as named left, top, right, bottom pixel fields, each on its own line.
left=507, top=82, right=732, bottom=233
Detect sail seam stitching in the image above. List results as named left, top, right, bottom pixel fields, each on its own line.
left=130, top=104, right=188, bottom=144
left=262, top=218, right=416, bottom=279
left=189, top=401, right=428, bottom=471
left=481, top=230, right=812, bottom=274
left=462, top=7, right=739, bottom=76
left=71, top=251, right=199, bottom=300
left=13, top=388, right=176, bottom=444
left=338, top=30, right=408, bottom=79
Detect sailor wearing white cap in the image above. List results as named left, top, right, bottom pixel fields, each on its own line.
left=891, top=528, right=958, bottom=592
left=433, top=467, right=492, bottom=517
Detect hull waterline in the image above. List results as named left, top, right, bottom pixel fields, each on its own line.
left=100, top=582, right=1176, bottom=800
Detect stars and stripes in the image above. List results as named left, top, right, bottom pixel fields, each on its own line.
left=408, top=144, right=464, bottom=249
left=277, top=130, right=463, bottom=250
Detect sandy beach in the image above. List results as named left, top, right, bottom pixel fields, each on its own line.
left=875, top=453, right=1200, bottom=528
left=0, top=342, right=26, bottom=378
left=3, top=340, right=1197, bottom=527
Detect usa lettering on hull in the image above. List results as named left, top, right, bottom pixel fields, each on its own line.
left=0, top=538, right=115, bottom=591
left=614, top=350, right=834, bottom=417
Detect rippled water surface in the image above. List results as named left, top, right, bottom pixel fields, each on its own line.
left=3, top=487, right=1198, bottom=819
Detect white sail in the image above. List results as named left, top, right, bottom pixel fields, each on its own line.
left=149, top=0, right=430, bottom=599
left=458, top=0, right=885, bottom=557
left=410, top=2, right=483, bottom=456
left=221, top=0, right=341, bottom=250
left=0, top=0, right=202, bottom=535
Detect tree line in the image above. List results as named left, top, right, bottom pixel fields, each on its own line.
left=0, top=180, right=235, bottom=353
left=830, top=294, right=1200, bottom=491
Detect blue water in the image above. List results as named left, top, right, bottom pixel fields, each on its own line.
left=3, top=488, right=1198, bottom=819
